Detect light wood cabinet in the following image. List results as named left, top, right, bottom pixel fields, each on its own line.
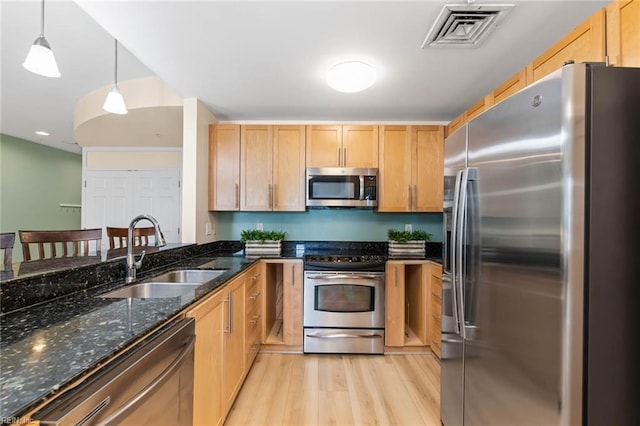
left=240, top=125, right=305, bottom=211
left=379, top=125, right=444, bottom=212
left=209, top=125, right=240, bottom=211
left=526, top=8, right=606, bottom=84
left=244, top=264, right=262, bottom=368
left=187, top=268, right=254, bottom=426
left=187, top=287, right=226, bottom=426
left=606, top=0, right=640, bottom=67
left=262, top=259, right=303, bottom=349
left=429, top=263, right=443, bottom=359
left=222, top=276, right=245, bottom=411
left=385, top=260, right=431, bottom=348
left=306, top=125, right=378, bottom=168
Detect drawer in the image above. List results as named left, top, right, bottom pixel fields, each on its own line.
left=245, top=325, right=261, bottom=367
left=245, top=304, right=262, bottom=337
left=430, top=275, right=442, bottom=297
left=245, top=283, right=262, bottom=311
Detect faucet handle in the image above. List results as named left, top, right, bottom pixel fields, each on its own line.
left=134, top=250, right=147, bottom=268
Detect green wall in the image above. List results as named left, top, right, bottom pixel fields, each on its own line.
left=0, top=134, right=82, bottom=262
left=217, top=210, right=443, bottom=242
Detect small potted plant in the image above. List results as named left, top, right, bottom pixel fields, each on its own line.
left=387, top=229, right=431, bottom=255
left=240, top=229, right=286, bottom=255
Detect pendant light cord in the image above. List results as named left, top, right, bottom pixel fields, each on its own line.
left=40, top=0, right=45, bottom=36
left=114, top=39, right=119, bottom=86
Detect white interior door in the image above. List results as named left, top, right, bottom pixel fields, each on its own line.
left=83, top=169, right=181, bottom=248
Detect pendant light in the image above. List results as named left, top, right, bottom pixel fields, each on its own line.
left=22, top=0, right=61, bottom=78
left=102, top=39, right=128, bottom=115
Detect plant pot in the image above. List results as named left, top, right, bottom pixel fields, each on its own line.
left=244, top=240, right=282, bottom=255
left=388, top=240, right=425, bottom=255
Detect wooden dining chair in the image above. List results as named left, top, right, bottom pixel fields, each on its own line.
left=106, top=227, right=156, bottom=249
left=1, top=232, right=15, bottom=270
left=19, top=229, right=102, bottom=261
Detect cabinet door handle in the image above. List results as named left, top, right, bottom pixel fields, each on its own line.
left=414, top=185, right=418, bottom=210
left=235, top=183, right=239, bottom=209
left=337, top=147, right=341, bottom=166
left=408, top=185, right=412, bottom=210
left=272, top=183, right=277, bottom=210
left=268, top=184, right=272, bottom=209
left=394, top=268, right=398, bottom=288
left=291, top=263, right=295, bottom=286
left=343, top=147, right=347, bottom=166
left=227, top=293, right=234, bottom=334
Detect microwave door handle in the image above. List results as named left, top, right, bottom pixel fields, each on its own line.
left=359, top=176, right=365, bottom=200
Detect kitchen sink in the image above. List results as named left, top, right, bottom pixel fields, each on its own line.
left=146, top=269, right=226, bottom=283
left=99, top=282, right=202, bottom=299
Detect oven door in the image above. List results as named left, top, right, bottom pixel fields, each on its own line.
left=303, top=271, right=384, bottom=328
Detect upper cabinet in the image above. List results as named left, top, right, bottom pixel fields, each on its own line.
left=526, top=8, right=605, bottom=84
left=209, top=125, right=240, bottom=211
left=606, top=0, right=640, bottom=67
left=306, top=125, right=378, bottom=168
left=240, top=125, right=306, bottom=211
left=446, top=3, right=639, bottom=136
left=379, top=125, right=444, bottom=212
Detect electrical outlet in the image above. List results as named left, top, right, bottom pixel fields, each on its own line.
left=205, top=223, right=212, bottom=235
left=257, top=222, right=264, bottom=231
left=405, top=224, right=412, bottom=232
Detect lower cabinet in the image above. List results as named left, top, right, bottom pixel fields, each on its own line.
left=188, top=263, right=262, bottom=426
left=429, top=263, right=443, bottom=359
left=386, top=260, right=442, bottom=353
left=187, top=287, right=226, bottom=426
left=261, top=259, right=303, bottom=349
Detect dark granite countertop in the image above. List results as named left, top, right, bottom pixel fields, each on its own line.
left=0, top=240, right=443, bottom=421
left=0, top=253, right=255, bottom=422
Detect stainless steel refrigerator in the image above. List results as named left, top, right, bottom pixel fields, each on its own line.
left=440, top=63, right=640, bottom=426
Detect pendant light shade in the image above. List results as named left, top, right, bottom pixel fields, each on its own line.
left=103, top=86, right=128, bottom=115
left=23, top=0, right=61, bottom=78
left=103, top=39, right=128, bottom=115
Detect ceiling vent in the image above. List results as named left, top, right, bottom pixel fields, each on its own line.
left=422, top=4, right=514, bottom=48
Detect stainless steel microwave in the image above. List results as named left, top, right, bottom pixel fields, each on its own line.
left=306, top=167, right=377, bottom=208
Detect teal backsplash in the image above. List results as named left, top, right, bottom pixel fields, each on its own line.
left=216, top=210, right=443, bottom=242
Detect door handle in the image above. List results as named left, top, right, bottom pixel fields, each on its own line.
left=235, top=183, right=239, bottom=209
left=408, top=185, right=412, bottom=210
left=450, top=170, right=463, bottom=335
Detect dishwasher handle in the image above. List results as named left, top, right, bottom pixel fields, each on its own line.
left=98, top=335, right=196, bottom=425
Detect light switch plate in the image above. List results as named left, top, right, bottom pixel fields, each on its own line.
left=257, top=223, right=264, bottom=231
left=405, top=224, right=412, bottom=232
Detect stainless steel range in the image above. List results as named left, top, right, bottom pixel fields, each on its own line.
left=303, top=254, right=385, bottom=354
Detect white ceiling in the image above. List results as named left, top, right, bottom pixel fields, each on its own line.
left=2, top=0, right=607, bottom=154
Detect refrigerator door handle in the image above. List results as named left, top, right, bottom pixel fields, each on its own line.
left=450, top=170, right=464, bottom=335
left=455, top=168, right=470, bottom=340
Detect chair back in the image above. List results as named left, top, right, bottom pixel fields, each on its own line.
left=106, top=227, right=156, bottom=249
left=19, top=229, right=102, bottom=261
left=1, top=232, right=15, bottom=269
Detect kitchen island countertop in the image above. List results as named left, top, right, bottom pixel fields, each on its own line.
left=0, top=255, right=255, bottom=422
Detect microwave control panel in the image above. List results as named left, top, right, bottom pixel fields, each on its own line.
left=364, top=176, right=377, bottom=200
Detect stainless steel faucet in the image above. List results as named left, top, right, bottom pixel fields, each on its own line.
left=125, top=214, right=167, bottom=283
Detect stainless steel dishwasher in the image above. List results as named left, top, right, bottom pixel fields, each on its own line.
left=36, top=318, right=195, bottom=425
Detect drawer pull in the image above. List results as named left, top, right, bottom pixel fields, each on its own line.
left=250, top=315, right=261, bottom=325
left=249, top=291, right=261, bottom=301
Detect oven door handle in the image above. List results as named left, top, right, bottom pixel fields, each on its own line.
left=309, top=274, right=382, bottom=280
left=306, top=331, right=383, bottom=339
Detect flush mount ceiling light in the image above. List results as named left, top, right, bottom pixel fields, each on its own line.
left=35, top=130, right=50, bottom=136
left=326, top=61, right=377, bottom=93
left=23, top=0, right=61, bottom=78
left=102, top=39, right=128, bottom=115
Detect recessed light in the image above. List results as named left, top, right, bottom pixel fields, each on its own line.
left=326, top=61, right=377, bottom=93
left=35, top=131, right=50, bottom=136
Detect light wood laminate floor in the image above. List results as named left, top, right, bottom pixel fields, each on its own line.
left=225, top=353, right=441, bottom=426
